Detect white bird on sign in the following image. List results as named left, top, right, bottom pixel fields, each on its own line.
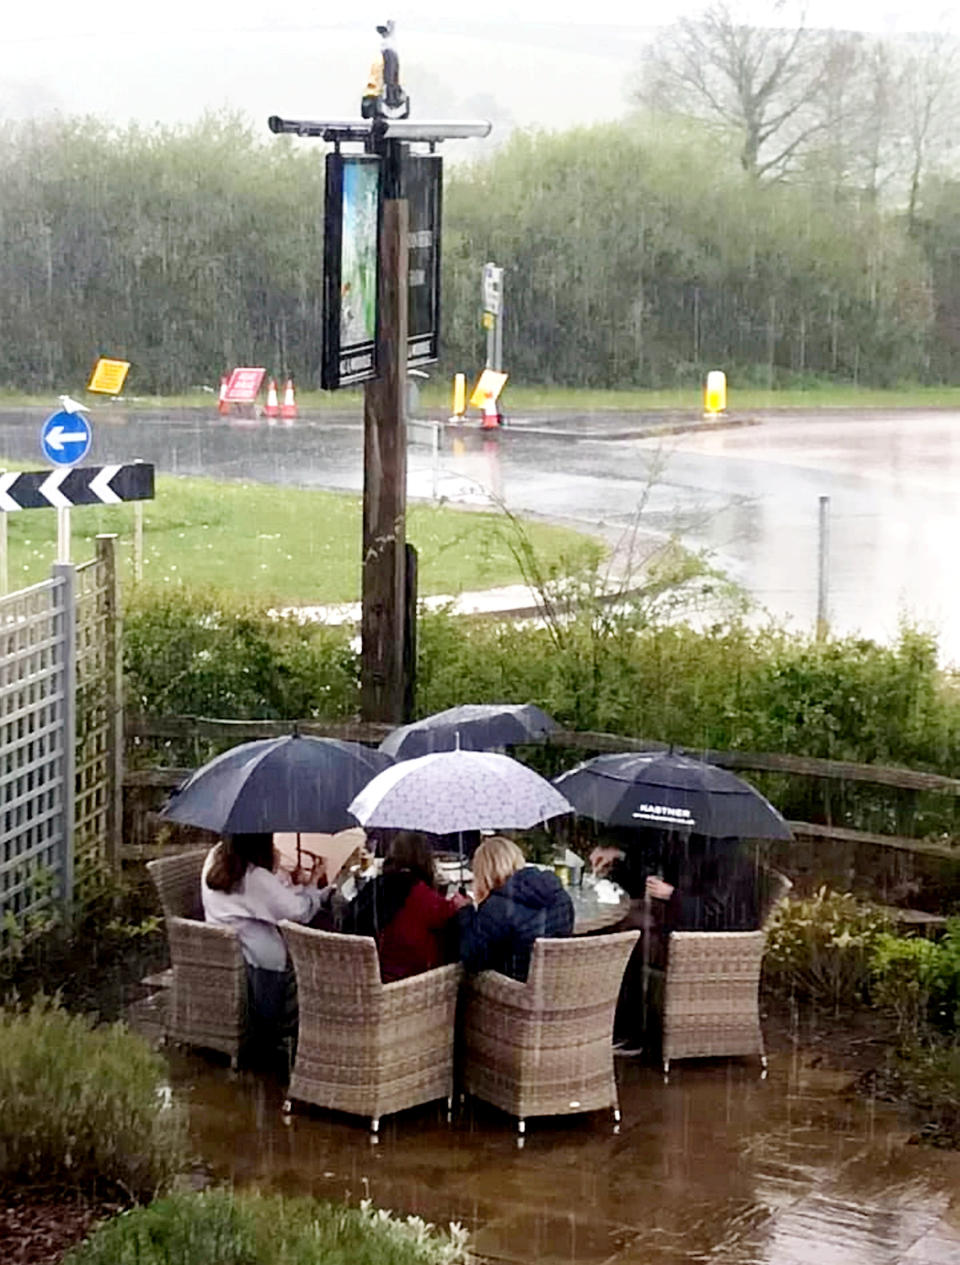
left=58, top=394, right=90, bottom=414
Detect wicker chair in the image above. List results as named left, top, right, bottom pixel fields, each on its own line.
left=280, top=923, right=462, bottom=1134
left=460, top=931, right=640, bottom=1136
left=147, top=849, right=248, bottom=1067
left=661, top=929, right=767, bottom=1077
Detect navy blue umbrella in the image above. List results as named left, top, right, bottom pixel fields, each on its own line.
left=159, top=734, right=393, bottom=836
left=553, top=751, right=791, bottom=840
left=379, top=702, right=558, bottom=760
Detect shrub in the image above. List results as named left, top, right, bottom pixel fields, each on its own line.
left=871, top=919, right=960, bottom=1040
left=0, top=996, right=185, bottom=1198
left=65, top=1188, right=472, bottom=1265
left=123, top=586, right=359, bottom=722
left=763, top=888, right=893, bottom=1010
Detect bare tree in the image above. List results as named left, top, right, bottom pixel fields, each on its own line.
left=635, top=1, right=839, bottom=180
left=898, top=33, right=959, bottom=230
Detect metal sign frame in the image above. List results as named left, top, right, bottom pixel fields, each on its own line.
left=322, top=152, right=383, bottom=390
left=405, top=153, right=443, bottom=369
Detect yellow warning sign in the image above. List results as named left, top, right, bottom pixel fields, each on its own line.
left=481, top=311, right=494, bottom=330
left=88, top=357, right=131, bottom=395
left=469, top=369, right=508, bottom=408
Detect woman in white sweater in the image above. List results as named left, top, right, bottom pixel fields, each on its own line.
left=202, top=832, right=330, bottom=1067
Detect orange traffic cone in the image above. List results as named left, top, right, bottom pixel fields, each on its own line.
left=264, top=378, right=280, bottom=420
left=217, top=375, right=229, bottom=416
left=481, top=389, right=500, bottom=429
left=281, top=378, right=298, bottom=421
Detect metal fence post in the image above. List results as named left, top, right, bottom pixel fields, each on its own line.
left=53, top=562, right=76, bottom=926
left=97, top=534, right=124, bottom=870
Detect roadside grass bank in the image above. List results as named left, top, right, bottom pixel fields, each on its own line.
left=0, top=467, right=600, bottom=602
left=5, top=381, right=960, bottom=415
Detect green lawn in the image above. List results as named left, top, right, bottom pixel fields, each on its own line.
left=4, top=381, right=960, bottom=415
left=1, top=471, right=600, bottom=604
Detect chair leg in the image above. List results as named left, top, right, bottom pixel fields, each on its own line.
left=760, top=1053, right=769, bottom=1079
left=517, top=1118, right=525, bottom=1136
left=282, top=1098, right=293, bottom=1116
left=370, top=1117, right=380, bottom=1135
left=445, top=1096, right=453, bottom=1122
left=662, top=1058, right=670, bottom=1081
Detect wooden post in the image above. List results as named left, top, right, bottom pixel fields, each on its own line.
left=361, top=149, right=409, bottom=723
left=97, top=534, right=124, bottom=870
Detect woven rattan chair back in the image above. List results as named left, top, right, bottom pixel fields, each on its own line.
left=147, top=849, right=247, bottom=1066
left=281, top=923, right=462, bottom=1134
left=461, top=930, right=640, bottom=1134
left=661, top=929, right=766, bottom=1076
left=148, top=848, right=207, bottom=921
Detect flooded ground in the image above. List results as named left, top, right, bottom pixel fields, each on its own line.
left=145, top=1005, right=960, bottom=1265
left=3, top=405, right=960, bottom=660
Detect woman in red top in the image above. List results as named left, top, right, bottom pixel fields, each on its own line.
left=344, top=831, right=466, bottom=982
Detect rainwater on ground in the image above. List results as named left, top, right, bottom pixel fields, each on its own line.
left=3, top=404, right=960, bottom=658
left=135, top=999, right=960, bottom=1265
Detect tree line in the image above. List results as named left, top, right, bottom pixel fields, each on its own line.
left=1, top=26, right=959, bottom=396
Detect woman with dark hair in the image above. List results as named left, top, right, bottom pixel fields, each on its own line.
left=202, top=832, right=330, bottom=1061
left=345, top=830, right=467, bottom=982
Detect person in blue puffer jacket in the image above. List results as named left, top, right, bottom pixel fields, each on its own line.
left=456, top=835, right=574, bottom=981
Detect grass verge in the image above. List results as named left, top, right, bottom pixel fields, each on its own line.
left=1, top=469, right=600, bottom=604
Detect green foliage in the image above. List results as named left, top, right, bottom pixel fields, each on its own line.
left=0, top=996, right=185, bottom=1198
left=123, top=587, right=360, bottom=721
left=880, top=1041, right=960, bottom=1146
left=65, top=1189, right=472, bottom=1265
left=0, top=108, right=952, bottom=392
left=871, top=920, right=960, bottom=1041
left=763, top=888, right=893, bottom=1009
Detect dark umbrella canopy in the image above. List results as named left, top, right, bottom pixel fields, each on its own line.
left=379, top=702, right=558, bottom=760
left=553, top=751, right=792, bottom=840
left=159, top=734, right=393, bottom=836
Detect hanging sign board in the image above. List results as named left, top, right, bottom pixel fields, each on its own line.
left=405, top=154, right=442, bottom=369
left=322, top=153, right=382, bottom=390
left=87, top=357, right=131, bottom=395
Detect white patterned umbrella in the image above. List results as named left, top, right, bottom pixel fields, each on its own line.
left=348, top=749, right=573, bottom=834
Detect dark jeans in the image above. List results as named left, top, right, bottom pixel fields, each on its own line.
left=245, top=965, right=298, bottom=1074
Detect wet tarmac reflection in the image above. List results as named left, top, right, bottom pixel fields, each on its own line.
left=159, top=1034, right=960, bottom=1265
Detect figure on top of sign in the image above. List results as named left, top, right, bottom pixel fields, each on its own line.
left=361, top=20, right=410, bottom=120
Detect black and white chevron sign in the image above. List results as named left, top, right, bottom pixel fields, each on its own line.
left=0, top=463, right=155, bottom=512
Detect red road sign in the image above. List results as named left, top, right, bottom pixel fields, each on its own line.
left=224, top=367, right=266, bottom=402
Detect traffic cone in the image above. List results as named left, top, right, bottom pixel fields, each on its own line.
left=264, top=378, right=280, bottom=420
left=481, top=389, right=500, bottom=429
left=217, top=375, right=229, bottom=416
left=281, top=378, right=298, bottom=421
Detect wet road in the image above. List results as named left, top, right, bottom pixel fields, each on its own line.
left=150, top=1023, right=960, bottom=1265
left=2, top=406, right=958, bottom=661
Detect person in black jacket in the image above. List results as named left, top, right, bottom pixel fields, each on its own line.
left=456, top=836, right=574, bottom=981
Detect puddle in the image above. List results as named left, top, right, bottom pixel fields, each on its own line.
left=149, top=1014, right=960, bottom=1265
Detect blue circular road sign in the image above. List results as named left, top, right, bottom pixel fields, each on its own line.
left=41, top=410, right=92, bottom=466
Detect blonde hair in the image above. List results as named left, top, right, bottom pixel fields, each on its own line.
left=472, top=835, right=525, bottom=900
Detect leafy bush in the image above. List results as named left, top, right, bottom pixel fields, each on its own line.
left=871, top=920, right=960, bottom=1040
left=65, top=1189, right=472, bottom=1265
left=0, top=996, right=185, bottom=1198
left=123, top=586, right=359, bottom=721
left=763, top=888, right=893, bottom=1010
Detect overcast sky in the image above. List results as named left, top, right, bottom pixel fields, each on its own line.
left=3, top=2, right=956, bottom=134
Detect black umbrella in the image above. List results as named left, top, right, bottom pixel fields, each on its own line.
left=159, top=734, right=393, bottom=836
left=552, top=751, right=792, bottom=840
left=379, top=702, right=558, bottom=760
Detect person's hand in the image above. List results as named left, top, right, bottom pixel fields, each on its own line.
left=590, top=845, right=625, bottom=878
left=645, top=875, right=675, bottom=901
left=450, top=891, right=471, bottom=911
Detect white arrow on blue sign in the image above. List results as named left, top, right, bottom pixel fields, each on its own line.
left=41, top=410, right=92, bottom=466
